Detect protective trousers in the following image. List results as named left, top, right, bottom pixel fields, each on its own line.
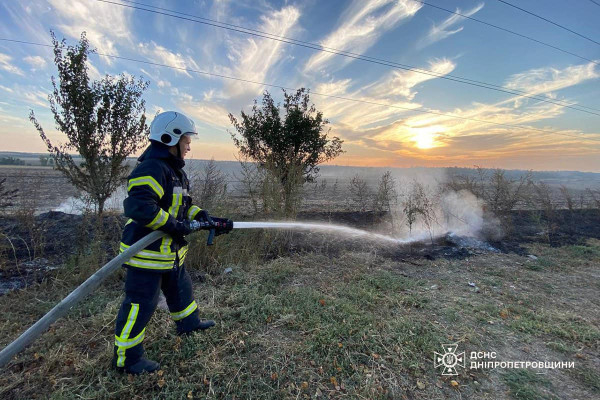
left=113, top=265, right=201, bottom=368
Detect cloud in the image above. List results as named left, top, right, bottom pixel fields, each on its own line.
left=305, top=0, right=422, bottom=73
left=0, top=53, right=24, bottom=76
left=179, top=100, right=232, bottom=129
left=1, top=2, right=52, bottom=47
left=22, top=89, right=50, bottom=108
left=138, top=42, right=200, bottom=78
left=0, top=112, right=30, bottom=127
left=504, top=62, right=599, bottom=97
left=310, top=58, right=454, bottom=132
left=23, top=55, right=48, bottom=71
left=0, top=84, right=14, bottom=93
left=367, top=58, right=456, bottom=100
left=418, top=3, right=484, bottom=48
left=48, top=0, right=134, bottom=64
left=224, top=6, right=300, bottom=99
left=139, top=67, right=171, bottom=89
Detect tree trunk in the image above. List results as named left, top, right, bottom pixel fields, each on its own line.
left=97, top=197, right=105, bottom=215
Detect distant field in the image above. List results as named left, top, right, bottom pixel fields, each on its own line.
left=1, top=163, right=600, bottom=215
left=0, top=166, right=79, bottom=213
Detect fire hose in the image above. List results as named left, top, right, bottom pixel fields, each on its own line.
left=0, top=219, right=222, bottom=368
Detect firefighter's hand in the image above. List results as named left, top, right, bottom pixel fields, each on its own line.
left=174, top=220, right=193, bottom=236
left=195, top=209, right=213, bottom=224
left=171, top=220, right=192, bottom=246
left=211, top=217, right=233, bottom=236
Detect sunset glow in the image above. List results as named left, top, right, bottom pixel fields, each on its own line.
left=411, top=125, right=445, bottom=149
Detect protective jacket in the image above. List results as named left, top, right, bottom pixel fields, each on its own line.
left=119, top=141, right=204, bottom=271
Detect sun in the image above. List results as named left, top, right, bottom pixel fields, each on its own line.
left=414, top=132, right=435, bottom=149
left=411, top=125, right=445, bottom=149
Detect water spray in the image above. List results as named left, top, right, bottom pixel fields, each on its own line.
left=233, top=221, right=431, bottom=244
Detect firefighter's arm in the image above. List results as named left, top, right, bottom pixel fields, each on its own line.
left=186, top=204, right=209, bottom=222
left=123, top=165, right=178, bottom=233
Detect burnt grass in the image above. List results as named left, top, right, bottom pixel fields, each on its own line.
left=0, top=209, right=599, bottom=399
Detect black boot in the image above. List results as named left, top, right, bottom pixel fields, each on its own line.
left=114, top=357, right=160, bottom=375
left=178, top=319, right=215, bottom=336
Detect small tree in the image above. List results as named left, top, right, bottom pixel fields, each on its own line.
left=403, top=181, right=438, bottom=243
left=348, top=174, right=372, bottom=212
left=30, top=32, right=149, bottom=214
left=228, top=88, right=343, bottom=216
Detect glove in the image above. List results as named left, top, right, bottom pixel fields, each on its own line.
left=195, top=209, right=213, bottom=224
left=171, top=220, right=193, bottom=246
left=211, top=217, right=233, bottom=236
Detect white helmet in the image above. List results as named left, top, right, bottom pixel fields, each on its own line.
left=149, top=111, right=198, bottom=146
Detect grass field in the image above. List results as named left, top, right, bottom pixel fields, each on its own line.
left=0, top=231, right=598, bottom=399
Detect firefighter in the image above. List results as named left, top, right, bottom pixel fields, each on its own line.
left=113, top=111, right=233, bottom=374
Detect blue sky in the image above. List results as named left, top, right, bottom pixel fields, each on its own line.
left=0, top=0, right=599, bottom=171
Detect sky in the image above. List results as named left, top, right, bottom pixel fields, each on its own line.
left=0, top=0, right=599, bottom=172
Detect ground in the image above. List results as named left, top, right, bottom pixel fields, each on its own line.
left=0, top=210, right=598, bottom=399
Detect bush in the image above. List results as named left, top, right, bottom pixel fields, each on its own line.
left=188, top=159, right=229, bottom=214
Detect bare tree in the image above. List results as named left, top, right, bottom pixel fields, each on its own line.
left=374, top=171, right=397, bottom=213
left=530, top=181, right=559, bottom=241
left=234, top=156, right=263, bottom=216
left=348, top=174, right=372, bottom=212
left=403, top=181, right=438, bottom=243
left=189, top=159, right=228, bottom=211
left=486, top=169, right=531, bottom=215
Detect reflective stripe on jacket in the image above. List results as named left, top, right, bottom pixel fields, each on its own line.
left=120, top=141, right=199, bottom=271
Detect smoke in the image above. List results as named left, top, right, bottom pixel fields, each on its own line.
left=384, top=169, right=501, bottom=242
left=439, top=189, right=484, bottom=236
left=53, top=187, right=127, bottom=214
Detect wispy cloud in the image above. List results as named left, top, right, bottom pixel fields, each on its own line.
left=504, top=62, right=599, bottom=97
left=418, top=3, right=484, bottom=48
left=137, top=42, right=200, bottom=78
left=305, top=0, right=422, bottom=73
left=48, top=0, right=134, bottom=64
left=224, top=6, right=300, bottom=99
left=23, top=55, right=47, bottom=71
left=1, top=2, right=53, bottom=47
left=178, top=97, right=232, bottom=129
left=311, top=58, right=455, bottom=132
left=0, top=53, right=24, bottom=76
left=22, top=89, right=50, bottom=108
left=367, top=58, right=456, bottom=100
left=86, top=59, right=102, bottom=81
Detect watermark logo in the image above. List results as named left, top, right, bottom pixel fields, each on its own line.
left=434, top=343, right=465, bottom=376
left=433, top=344, right=575, bottom=374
